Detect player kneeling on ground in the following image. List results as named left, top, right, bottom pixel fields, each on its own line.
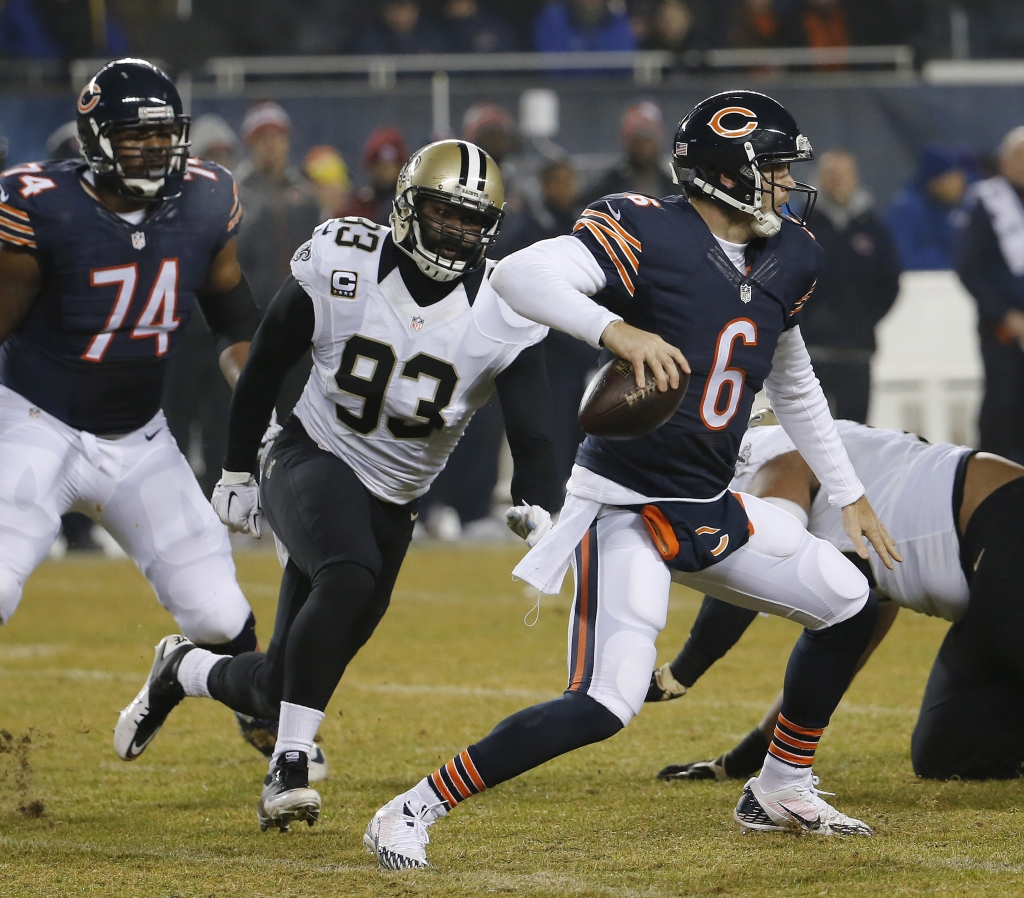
left=652, top=410, right=1024, bottom=783
left=0, top=59, right=280, bottom=759
left=364, top=90, right=902, bottom=870
left=114, top=139, right=562, bottom=832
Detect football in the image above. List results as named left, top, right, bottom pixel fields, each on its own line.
left=578, top=357, right=689, bottom=439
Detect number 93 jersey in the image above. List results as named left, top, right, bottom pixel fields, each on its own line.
left=289, top=217, right=548, bottom=505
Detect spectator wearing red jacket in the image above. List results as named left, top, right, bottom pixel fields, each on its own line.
left=340, top=127, right=408, bottom=226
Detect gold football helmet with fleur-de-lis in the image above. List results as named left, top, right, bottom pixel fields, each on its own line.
left=391, top=139, right=505, bottom=283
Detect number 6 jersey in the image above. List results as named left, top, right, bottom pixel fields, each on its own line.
left=289, top=218, right=548, bottom=504
left=0, top=158, right=242, bottom=434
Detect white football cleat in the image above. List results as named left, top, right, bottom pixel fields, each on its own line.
left=364, top=796, right=441, bottom=870
left=734, top=776, right=873, bottom=836
left=114, top=635, right=193, bottom=761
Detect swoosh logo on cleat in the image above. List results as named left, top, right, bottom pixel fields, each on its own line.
left=780, top=805, right=822, bottom=830
left=144, top=430, right=160, bottom=441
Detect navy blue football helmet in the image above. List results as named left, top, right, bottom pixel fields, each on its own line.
left=77, top=58, right=191, bottom=202
left=672, top=90, right=816, bottom=237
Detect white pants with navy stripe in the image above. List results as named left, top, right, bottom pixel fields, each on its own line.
left=0, top=385, right=252, bottom=643
left=566, top=495, right=869, bottom=726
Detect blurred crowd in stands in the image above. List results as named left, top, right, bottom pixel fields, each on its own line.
left=2, top=1, right=1023, bottom=67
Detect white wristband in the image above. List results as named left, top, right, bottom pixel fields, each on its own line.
left=220, top=469, right=253, bottom=485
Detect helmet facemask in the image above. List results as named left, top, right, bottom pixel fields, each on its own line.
left=90, top=119, right=190, bottom=202
left=394, top=186, right=503, bottom=283
left=678, top=135, right=817, bottom=238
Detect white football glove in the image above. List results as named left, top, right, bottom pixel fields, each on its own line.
left=212, top=470, right=262, bottom=538
left=504, top=503, right=553, bottom=548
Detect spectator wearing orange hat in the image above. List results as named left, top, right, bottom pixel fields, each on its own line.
left=339, top=127, right=408, bottom=225
left=303, top=145, right=351, bottom=220
left=236, top=101, right=321, bottom=416
left=582, top=100, right=675, bottom=205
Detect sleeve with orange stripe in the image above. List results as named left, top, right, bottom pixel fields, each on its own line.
left=570, top=196, right=646, bottom=302
left=0, top=181, right=37, bottom=251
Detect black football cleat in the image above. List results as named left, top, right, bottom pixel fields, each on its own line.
left=644, top=663, right=688, bottom=702
left=257, top=750, right=322, bottom=832
left=237, top=714, right=330, bottom=782
left=114, top=635, right=194, bottom=760
left=658, top=755, right=731, bottom=782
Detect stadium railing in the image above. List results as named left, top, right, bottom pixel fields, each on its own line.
left=197, top=47, right=916, bottom=94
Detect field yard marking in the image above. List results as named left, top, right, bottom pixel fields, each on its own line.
left=0, top=645, right=67, bottom=660
left=0, top=667, right=132, bottom=681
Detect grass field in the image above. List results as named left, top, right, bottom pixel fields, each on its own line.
left=1, top=546, right=1023, bottom=897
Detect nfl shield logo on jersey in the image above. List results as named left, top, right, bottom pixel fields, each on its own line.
left=131, top=231, right=146, bottom=251
left=410, top=316, right=425, bottom=331
left=739, top=284, right=752, bottom=304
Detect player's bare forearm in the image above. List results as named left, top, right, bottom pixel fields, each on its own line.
left=841, top=495, right=903, bottom=570
left=747, top=451, right=816, bottom=514
left=599, top=320, right=690, bottom=391
left=0, top=245, right=41, bottom=344
left=202, top=237, right=243, bottom=295
left=219, top=341, right=250, bottom=389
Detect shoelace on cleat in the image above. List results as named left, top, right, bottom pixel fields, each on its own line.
left=386, top=801, right=445, bottom=855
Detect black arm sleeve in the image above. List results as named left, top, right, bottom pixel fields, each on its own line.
left=223, top=276, right=315, bottom=474
left=195, top=272, right=261, bottom=355
left=495, top=341, right=562, bottom=513
left=669, top=595, right=759, bottom=688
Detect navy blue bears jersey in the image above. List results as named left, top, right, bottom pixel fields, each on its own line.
left=573, top=192, right=821, bottom=499
left=0, top=158, right=242, bottom=434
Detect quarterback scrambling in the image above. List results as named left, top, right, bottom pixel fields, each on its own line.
left=364, top=90, right=903, bottom=869
left=0, top=60, right=265, bottom=718
left=114, top=139, right=561, bottom=832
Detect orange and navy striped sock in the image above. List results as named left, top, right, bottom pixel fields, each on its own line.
left=424, top=749, right=487, bottom=810
left=767, top=713, right=823, bottom=769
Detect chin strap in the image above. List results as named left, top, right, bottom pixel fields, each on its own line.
left=691, top=141, right=782, bottom=239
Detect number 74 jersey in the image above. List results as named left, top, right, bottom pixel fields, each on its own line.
left=289, top=218, right=548, bottom=505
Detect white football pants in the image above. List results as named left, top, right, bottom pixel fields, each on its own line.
left=0, top=385, right=252, bottom=643
left=566, top=494, right=870, bottom=726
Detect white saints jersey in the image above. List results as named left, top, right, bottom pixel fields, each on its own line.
left=731, top=421, right=972, bottom=622
left=290, top=218, right=547, bottom=504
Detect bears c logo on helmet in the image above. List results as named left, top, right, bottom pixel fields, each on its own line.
left=77, top=79, right=101, bottom=115
left=708, top=107, right=758, bottom=139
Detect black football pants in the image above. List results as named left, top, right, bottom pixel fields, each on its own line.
left=208, top=418, right=416, bottom=718
left=912, top=478, right=1024, bottom=779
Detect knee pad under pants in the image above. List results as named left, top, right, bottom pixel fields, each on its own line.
left=566, top=510, right=671, bottom=726
left=672, top=492, right=869, bottom=630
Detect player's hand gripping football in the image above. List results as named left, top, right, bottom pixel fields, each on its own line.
left=841, top=494, right=902, bottom=570
left=599, top=321, right=690, bottom=391
left=212, top=470, right=262, bottom=538
left=505, top=504, right=553, bottom=548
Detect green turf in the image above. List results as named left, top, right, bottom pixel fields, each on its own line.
left=1, top=547, right=1022, bottom=896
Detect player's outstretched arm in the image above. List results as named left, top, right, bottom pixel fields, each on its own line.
left=0, top=244, right=41, bottom=345
left=840, top=495, right=902, bottom=570
left=196, top=237, right=260, bottom=388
